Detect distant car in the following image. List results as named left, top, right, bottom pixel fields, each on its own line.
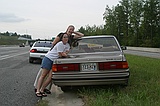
left=52, top=35, right=130, bottom=91
left=19, top=43, right=25, bottom=47
left=29, top=42, right=33, bottom=47
left=29, top=41, right=52, bottom=63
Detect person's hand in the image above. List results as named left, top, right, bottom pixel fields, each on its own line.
left=65, top=50, right=69, bottom=54
left=62, top=52, right=67, bottom=57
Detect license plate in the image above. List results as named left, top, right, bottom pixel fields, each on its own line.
left=81, top=63, right=97, bottom=71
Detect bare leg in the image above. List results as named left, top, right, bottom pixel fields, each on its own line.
left=40, top=70, right=52, bottom=92
left=48, top=79, right=53, bottom=90
left=34, top=68, right=42, bottom=88
left=36, top=68, right=49, bottom=93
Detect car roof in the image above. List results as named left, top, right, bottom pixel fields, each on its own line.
left=35, top=40, right=52, bottom=43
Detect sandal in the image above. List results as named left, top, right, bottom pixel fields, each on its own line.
left=44, top=89, right=51, bottom=94
left=40, top=92, right=47, bottom=97
left=35, top=88, right=51, bottom=94
left=35, top=92, right=42, bottom=97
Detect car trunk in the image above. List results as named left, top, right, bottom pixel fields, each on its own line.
left=53, top=51, right=125, bottom=64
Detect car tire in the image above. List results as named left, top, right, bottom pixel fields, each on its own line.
left=29, top=57, right=34, bottom=63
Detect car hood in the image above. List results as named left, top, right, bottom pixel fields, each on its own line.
left=54, top=51, right=126, bottom=64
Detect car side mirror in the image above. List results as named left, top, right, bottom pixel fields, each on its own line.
left=121, top=46, right=127, bottom=50
left=72, top=41, right=79, bottom=47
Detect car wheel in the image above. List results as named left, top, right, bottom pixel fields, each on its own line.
left=29, top=57, right=34, bottom=63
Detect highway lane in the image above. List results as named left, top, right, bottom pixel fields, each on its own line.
left=0, top=46, right=134, bottom=106
left=0, top=46, right=40, bottom=106
left=0, top=46, right=29, bottom=60
left=0, top=46, right=84, bottom=106
left=124, top=49, right=160, bottom=59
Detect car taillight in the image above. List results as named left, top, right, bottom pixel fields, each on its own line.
left=52, top=63, right=79, bottom=72
left=99, top=61, right=129, bottom=70
left=30, top=49, right=37, bottom=53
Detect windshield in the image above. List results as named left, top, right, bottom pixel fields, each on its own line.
left=34, top=41, right=52, bottom=47
left=70, top=37, right=120, bottom=53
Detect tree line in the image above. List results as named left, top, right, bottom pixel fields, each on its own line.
left=0, top=31, right=32, bottom=39
left=78, top=0, right=160, bottom=47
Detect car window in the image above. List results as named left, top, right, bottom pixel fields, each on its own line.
left=70, top=37, right=120, bottom=53
left=34, top=41, right=52, bottom=47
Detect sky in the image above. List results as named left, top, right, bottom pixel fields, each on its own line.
left=0, top=0, right=120, bottom=39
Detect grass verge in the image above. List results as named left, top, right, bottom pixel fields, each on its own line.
left=0, top=35, right=26, bottom=45
left=78, top=54, right=160, bottom=106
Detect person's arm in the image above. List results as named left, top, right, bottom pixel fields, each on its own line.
left=52, top=33, right=64, bottom=46
left=52, top=36, right=60, bottom=46
left=65, top=50, right=69, bottom=54
left=59, top=47, right=70, bottom=57
left=58, top=52, right=68, bottom=57
left=73, top=31, right=84, bottom=38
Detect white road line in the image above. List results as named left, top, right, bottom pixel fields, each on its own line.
left=0, top=52, right=28, bottom=61
left=0, top=55, right=9, bottom=58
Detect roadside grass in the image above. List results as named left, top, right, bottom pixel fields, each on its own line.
left=0, top=35, right=26, bottom=45
left=78, top=54, right=160, bottom=106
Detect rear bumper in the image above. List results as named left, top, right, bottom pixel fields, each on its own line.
left=52, top=69, right=129, bottom=86
left=29, top=53, right=46, bottom=59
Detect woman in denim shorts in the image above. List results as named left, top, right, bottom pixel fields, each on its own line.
left=35, top=34, right=70, bottom=97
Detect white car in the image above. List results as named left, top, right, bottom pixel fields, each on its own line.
left=29, top=41, right=52, bottom=63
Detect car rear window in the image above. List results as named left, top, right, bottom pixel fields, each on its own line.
left=34, top=41, right=52, bottom=47
left=70, top=37, right=120, bottom=53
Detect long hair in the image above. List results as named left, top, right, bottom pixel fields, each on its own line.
left=65, top=25, right=75, bottom=32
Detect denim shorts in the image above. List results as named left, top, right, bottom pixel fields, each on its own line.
left=41, top=56, right=53, bottom=71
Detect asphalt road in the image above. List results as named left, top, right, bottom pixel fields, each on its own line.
left=0, top=46, right=40, bottom=106
left=124, top=49, right=160, bottom=59
left=0, top=46, right=84, bottom=106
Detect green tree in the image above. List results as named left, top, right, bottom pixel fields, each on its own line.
left=114, top=4, right=125, bottom=44
left=119, top=0, right=131, bottom=45
left=103, top=5, right=116, bottom=35
left=141, top=0, right=160, bottom=47
left=78, top=26, right=86, bottom=34
left=129, top=0, right=143, bottom=46
left=5, top=31, right=10, bottom=36
left=12, top=32, right=18, bottom=36
left=79, top=0, right=160, bottom=47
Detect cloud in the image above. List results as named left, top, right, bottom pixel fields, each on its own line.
left=0, top=13, right=29, bottom=23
